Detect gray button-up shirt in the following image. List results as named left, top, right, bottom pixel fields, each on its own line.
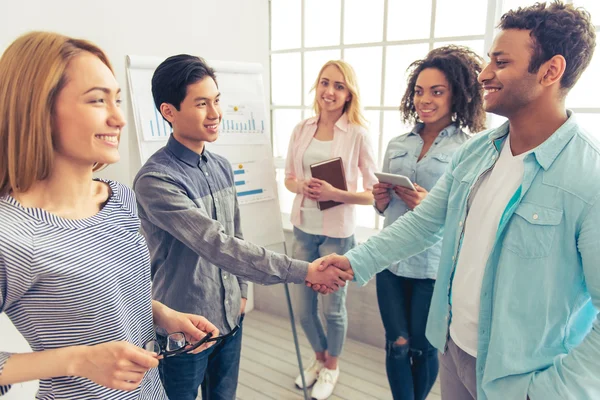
left=133, top=136, right=307, bottom=333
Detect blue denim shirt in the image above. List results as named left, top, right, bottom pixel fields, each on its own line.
left=377, top=123, right=469, bottom=279
left=347, top=112, right=600, bottom=400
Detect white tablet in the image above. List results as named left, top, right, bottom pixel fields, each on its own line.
left=375, top=172, right=416, bottom=191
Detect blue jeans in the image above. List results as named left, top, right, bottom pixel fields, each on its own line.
left=376, top=270, right=438, bottom=400
left=158, top=316, right=244, bottom=400
left=291, top=227, right=355, bottom=357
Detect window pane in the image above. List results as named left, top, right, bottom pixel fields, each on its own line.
left=501, top=0, right=536, bottom=14
left=273, top=109, right=303, bottom=159
left=488, top=113, right=600, bottom=137
left=303, top=108, right=316, bottom=120
left=305, top=0, right=341, bottom=47
left=364, top=110, right=382, bottom=165
left=384, top=44, right=430, bottom=107
left=488, top=113, right=507, bottom=129
left=435, top=0, right=487, bottom=37
left=567, top=40, right=599, bottom=109
left=573, top=0, right=600, bottom=26
left=271, top=53, right=301, bottom=106
left=387, top=0, right=433, bottom=41
left=304, top=49, right=342, bottom=106
left=382, top=111, right=413, bottom=154
left=356, top=195, right=377, bottom=229
left=344, top=0, right=384, bottom=44
left=575, top=113, right=600, bottom=140
left=344, top=46, right=383, bottom=107
left=276, top=169, right=296, bottom=213
left=271, top=0, right=301, bottom=50
left=433, top=40, right=486, bottom=59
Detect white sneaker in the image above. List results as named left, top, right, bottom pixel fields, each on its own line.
left=310, top=366, right=339, bottom=400
left=294, top=359, right=325, bottom=389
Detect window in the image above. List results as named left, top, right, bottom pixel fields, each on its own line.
left=270, top=0, right=599, bottom=231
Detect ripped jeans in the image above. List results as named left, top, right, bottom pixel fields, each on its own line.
left=376, top=269, right=438, bottom=400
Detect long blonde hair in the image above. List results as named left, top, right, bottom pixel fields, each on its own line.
left=0, top=31, right=113, bottom=196
left=311, top=60, right=366, bottom=128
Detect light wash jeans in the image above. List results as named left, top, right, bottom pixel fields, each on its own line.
left=291, top=227, right=355, bottom=357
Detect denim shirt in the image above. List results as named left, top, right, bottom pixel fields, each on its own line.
left=347, top=112, right=600, bottom=400
left=377, top=123, right=469, bottom=279
left=133, top=136, right=307, bottom=334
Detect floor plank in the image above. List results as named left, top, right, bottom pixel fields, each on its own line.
left=232, top=310, right=442, bottom=400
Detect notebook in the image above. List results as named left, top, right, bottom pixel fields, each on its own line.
left=310, top=157, right=347, bottom=211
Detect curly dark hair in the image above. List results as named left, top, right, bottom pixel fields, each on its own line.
left=499, top=1, right=596, bottom=91
left=400, top=45, right=486, bottom=133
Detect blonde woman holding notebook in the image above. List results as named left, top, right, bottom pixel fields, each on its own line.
left=284, top=60, right=377, bottom=399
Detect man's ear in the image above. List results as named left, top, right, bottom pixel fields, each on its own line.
left=160, top=103, right=176, bottom=124
left=539, top=54, right=566, bottom=88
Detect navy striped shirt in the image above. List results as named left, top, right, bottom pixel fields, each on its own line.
left=0, top=180, right=167, bottom=399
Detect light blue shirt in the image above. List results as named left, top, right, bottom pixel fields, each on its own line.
left=347, top=112, right=600, bottom=400
left=378, top=123, right=469, bottom=279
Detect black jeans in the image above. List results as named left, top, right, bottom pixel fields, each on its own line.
left=376, top=270, right=438, bottom=400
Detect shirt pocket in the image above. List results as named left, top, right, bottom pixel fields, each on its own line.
left=388, top=150, right=411, bottom=175
left=421, top=152, right=451, bottom=180
left=502, top=203, right=563, bottom=259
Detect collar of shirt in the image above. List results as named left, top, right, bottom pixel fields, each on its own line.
left=396, top=122, right=461, bottom=142
left=166, top=134, right=208, bottom=167
left=305, top=112, right=349, bottom=132
left=490, top=110, right=578, bottom=171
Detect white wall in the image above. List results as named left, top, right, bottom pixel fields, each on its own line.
left=0, top=1, right=269, bottom=397
left=1, top=0, right=270, bottom=186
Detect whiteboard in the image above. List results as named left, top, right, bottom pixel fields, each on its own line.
left=126, top=55, right=285, bottom=248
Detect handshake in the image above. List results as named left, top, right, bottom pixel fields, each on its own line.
left=304, top=254, right=354, bottom=294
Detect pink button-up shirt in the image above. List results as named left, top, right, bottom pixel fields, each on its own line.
left=285, top=113, right=378, bottom=238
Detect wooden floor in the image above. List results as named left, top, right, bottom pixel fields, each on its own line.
left=235, top=310, right=442, bottom=400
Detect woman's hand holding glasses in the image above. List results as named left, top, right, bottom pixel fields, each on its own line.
left=151, top=301, right=220, bottom=355
left=145, top=324, right=241, bottom=358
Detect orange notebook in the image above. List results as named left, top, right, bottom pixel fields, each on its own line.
left=310, top=157, right=347, bottom=211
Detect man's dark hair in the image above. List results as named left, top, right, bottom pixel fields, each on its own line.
left=499, top=1, right=596, bottom=91
left=151, top=54, right=217, bottom=122
left=400, top=45, right=487, bottom=133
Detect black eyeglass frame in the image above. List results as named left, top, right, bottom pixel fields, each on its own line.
left=145, top=324, right=241, bottom=358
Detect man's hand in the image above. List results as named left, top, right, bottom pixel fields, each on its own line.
left=306, top=254, right=353, bottom=294
left=239, top=297, right=247, bottom=316
left=305, top=256, right=353, bottom=294
left=373, top=182, right=392, bottom=212
left=395, top=183, right=428, bottom=210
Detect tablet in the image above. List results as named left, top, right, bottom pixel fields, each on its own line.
left=375, top=172, right=416, bottom=191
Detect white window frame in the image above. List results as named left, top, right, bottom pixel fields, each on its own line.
left=269, top=0, right=600, bottom=237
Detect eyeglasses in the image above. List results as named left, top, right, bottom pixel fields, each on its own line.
left=144, top=324, right=240, bottom=358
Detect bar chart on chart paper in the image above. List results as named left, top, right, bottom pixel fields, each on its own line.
left=232, top=160, right=275, bottom=205
left=221, top=104, right=266, bottom=134
left=148, top=107, right=172, bottom=139
left=127, top=66, right=172, bottom=142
